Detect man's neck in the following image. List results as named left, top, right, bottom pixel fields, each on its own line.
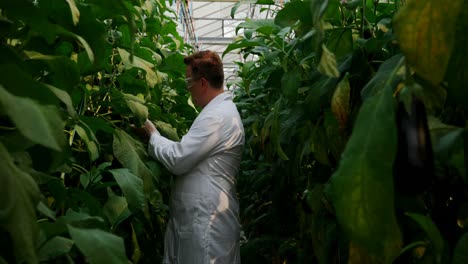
left=201, top=88, right=224, bottom=108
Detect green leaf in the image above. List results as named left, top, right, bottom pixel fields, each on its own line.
left=154, top=120, right=180, bottom=141
left=0, top=85, right=65, bottom=151
left=0, top=142, right=40, bottom=264
left=281, top=68, right=301, bottom=100
left=223, top=38, right=265, bottom=57
left=118, top=48, right=160, bottom=88
left=432, top=126, right=466, bottom=178
left=24, top=51, right=80, bottom=93
left=123, top=93, right=148, bottom=125
left=38, top=236, right=74, bottom=262
left=80, top=116, right=114, bottom=135
left=326, top=28, right=353, bottom=60
left=45, top=84, right=78, bottom=119
left=406, top=213, right=445, bottom=263
left=236, top=19, right=278, bottom=35
left=64, top=31, right=95, bottom=64
left=67, top=225, right=128, bottom=264
left=275, top=0, right=311, bottom=28
left=109, top=169, right=145, bottom=212
left=393, top=0, right=464, bottom=86
left=75, top=124, right=100, bottom=162
left=59, top=209, right=105, bottom=227
left=0, top=64, right=58, bottom=105
left=37, top=201, right=56, bottom=220
left=445, top=0, right=468, bottom=110
left=113, top=129, right=155, bottom=196
left=103, top=188, right=131, bottom=228
left=271, top=98, right=289, bottom=160
left=231, top=1, right=246, bottom=19
left=361, top=54, right=404, bottom=99
left=329, top=81, right=402, bottom=262
left=453, top=233, right=468, bottom=264
left=310, top=0, right=329, bottom=28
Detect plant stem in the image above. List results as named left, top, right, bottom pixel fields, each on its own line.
left=361, top=0, right=366, bottom=38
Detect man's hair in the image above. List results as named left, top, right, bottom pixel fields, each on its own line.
left=184, top=50, right=224, bottom=89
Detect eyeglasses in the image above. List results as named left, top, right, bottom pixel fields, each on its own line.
left=185, top=77, right=193, bottom=89
left=185, top=77, right=200, bottom=89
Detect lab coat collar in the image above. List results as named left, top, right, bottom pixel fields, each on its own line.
left=202, top=92, right=232, bottom=111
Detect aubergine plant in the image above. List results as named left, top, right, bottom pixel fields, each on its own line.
left=229, top=0, right=468, bottom=263
left=0, top=0, right=197, bottom=263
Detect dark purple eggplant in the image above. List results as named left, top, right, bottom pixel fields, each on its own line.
left=393, top=95, right=435, bottom=195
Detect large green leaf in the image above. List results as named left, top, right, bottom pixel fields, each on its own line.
left=113, top=129, right=155, bottom=196
left=361, top=54, right=404, bottom=99
left=154, top=120, right=180, bottom=141
left=123, top=93, right=148, bottom=125
left=329, top=81, right=402, bottom=262
left=275, top=0, right=311, bottom=28
left=0, top=85, right=65, bottom=151
left=393, top=0, right=464, bottom=86
left=236, top=19, right=279, bottom=35
left=223, top=38, right=265, bottom=56
left=67, top=225, right=128, bottom=264
left=445, top=0, right=468, bottom=110
left=0, top=142, right=40, bottom=264
left=109, top=169, right=145, bottom=212
left=24, top=51, right=80, bottom=93
left=118, top=48, right=160, bottom=88
left=326, top=28, right=353, bottom=60
left=103, top=188, right=131, bottom=228
left=38, top=236, right=74, bottom=262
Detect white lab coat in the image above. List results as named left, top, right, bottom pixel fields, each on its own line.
left=148, top=92, right=244, bottom=264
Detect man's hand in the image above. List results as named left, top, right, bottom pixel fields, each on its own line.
left=130, top=119, right=158, bottom=142
left=144, top=119, right=158, bottom=136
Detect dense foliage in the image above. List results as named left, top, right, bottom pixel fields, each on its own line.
left=0, top=0, right=197, bottom=263
left=228, top=0, right=468, bottom=263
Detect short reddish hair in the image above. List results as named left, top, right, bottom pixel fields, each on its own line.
left=184, top=50, right=224, bottom=89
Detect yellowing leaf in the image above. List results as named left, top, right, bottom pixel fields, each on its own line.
left=118, top=48, right=159, bottom=88
left=66, top=0, right=80, bottom=26
left=318, top=44, right=340, bottom=78
left=329, top=83, right=402, bottom=262
left=393, top=0, right=463, bottom=86
left=331, top=74, right=350, bottom=130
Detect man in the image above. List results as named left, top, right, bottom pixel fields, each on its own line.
left=143, top=50, right=244, bottom=263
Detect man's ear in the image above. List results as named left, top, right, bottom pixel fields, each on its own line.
left=201, top=77, right=208, bottom=91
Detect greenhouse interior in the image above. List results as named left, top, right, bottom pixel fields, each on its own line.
left=1, top=0, right=467, bottom=263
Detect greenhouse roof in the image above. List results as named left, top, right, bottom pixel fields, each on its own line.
left=171, top=0, right=284, bottom=87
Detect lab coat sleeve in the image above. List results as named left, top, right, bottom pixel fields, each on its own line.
left=147, top=115, right=223, bottom=175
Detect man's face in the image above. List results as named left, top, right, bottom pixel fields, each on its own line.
left=186, top=66, right=203, bottom=107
